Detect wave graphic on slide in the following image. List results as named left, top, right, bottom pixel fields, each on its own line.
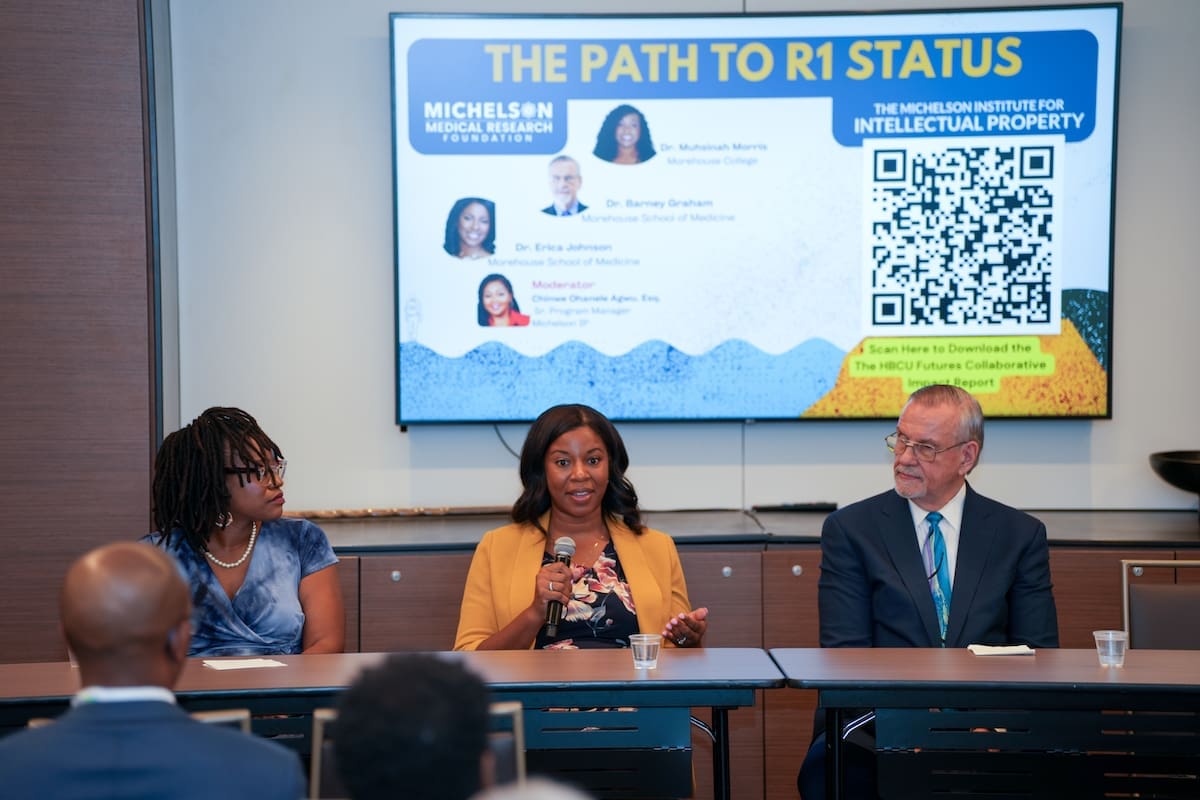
left=398, top=339, right=845, bottom=422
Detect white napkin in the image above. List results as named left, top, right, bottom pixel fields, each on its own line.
left=201, top=658, right=287, bottom=670
left=967, top=644, right=1035, bottom=656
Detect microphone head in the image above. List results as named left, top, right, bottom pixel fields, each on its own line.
left=553, top=537, right=576, bottom=558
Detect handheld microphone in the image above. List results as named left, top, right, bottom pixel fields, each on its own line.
left=544, top=537, right=576, bottom=638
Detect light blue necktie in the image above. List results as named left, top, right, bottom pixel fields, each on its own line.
left=924, top=511, right=952, bottom=645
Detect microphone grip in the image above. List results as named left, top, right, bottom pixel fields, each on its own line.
left=545, top=600, right=563, bottom=638
left=544, top=551, right=571, bottom=638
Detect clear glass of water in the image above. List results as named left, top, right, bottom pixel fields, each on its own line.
left=1093, top=630, right=1127, bottom=667
left=629, top=633, right=662, bottom=669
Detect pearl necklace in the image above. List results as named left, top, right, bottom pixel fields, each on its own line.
left=205, top=521, right=258, bottom=569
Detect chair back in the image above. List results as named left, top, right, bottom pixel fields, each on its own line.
left=488, top=700, right=526, bottom=787
left=1122, top=559, right=1200, bottom=649
left=28, top=707, right=253, bottom=733
left=190, top=707, right=252, bottom=733
left=309, top=707, right=346, bottom=799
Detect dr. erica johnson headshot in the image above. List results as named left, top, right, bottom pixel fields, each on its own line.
left=477, top=273, right=529, bottom=327
left=593, top=104, right=656, bottom=165
left=443, top=197, right=496, bottom=259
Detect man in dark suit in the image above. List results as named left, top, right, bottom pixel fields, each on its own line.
left=542, top=155, right=587, bottom=216
left=0, top=542, right=305, bottom=799
left=798, top=383, right=1059, bottom=798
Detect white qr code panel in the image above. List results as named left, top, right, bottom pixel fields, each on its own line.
left=864, top=137, right=1063, bottom=337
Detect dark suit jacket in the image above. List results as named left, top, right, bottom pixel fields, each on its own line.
left=542, top=202, right=587, bottom=216
left=0, top=700, right=306, bottom=799
left=818, top=484, right=1059, bottom=649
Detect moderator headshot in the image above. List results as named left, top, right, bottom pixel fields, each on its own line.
left=477, top=273, right=529, bottom=327
left=443, top=197, right=496, bottom=259
left=542, top=155, right=587, bottom=217
left=593, top=104, right=656, bottom=165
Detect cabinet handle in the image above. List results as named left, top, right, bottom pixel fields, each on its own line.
left=1131, top=566, right=1143, bottom=577
left=791, top=564, right=804, bottom=577
left=721, top=566, right=733, bottom=578
left=390, top=570, right=402, bottom=582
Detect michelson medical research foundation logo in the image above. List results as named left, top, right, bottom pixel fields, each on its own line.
left=414, top=99, right=562, bottom=154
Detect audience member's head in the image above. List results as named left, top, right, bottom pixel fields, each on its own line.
left=472, top=777, right=595, bottom=800
left=335, top=653, right=492, bottom=800
left=60, top=541, right=191, bottom=689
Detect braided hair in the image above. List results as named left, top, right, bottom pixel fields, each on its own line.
left=151, top=407, right=282, bottom=555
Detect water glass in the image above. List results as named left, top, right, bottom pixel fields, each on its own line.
left=629, top=633, right=662, bottom=669
left=1093, top=629, right=1127, bottom=667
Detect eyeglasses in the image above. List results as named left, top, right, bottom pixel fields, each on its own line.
left=224, top=458, right=287, bottom=484
left=885, top=432, right=968, bottom=463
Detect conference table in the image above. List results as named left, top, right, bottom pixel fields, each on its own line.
left=0, top=647, right=782, bottom=800
left=771, top=647, right=1200, bottom=800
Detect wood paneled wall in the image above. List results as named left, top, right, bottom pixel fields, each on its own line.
left=0, top=0, right=154, bottom=661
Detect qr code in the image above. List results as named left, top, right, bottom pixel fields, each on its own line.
left=864, top=137, right=1062, bottom=337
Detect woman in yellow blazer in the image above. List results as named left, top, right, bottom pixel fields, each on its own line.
left=454, top=404, right=708, bottom=651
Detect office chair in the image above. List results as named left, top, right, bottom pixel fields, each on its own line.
left=1122, top=559, right=1200, bottom=649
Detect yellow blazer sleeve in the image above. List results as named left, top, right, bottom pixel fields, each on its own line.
left=611, top=522, right=693, bottom=645
left=453, top=523, right=545, bottom=651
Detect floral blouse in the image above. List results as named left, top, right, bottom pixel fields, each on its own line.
left=535, top=541, right=638, bottom=649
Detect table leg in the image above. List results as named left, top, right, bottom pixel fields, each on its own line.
left=825, top=706, right=842, bottom=800
left=711, top=706, right=731, bottom=800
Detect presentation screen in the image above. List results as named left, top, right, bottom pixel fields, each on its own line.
left=391, top=5, right=1120, bottom=424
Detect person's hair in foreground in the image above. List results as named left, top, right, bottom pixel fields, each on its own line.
left=152, top=406, right=281, bottom=555
left=334, top=653, right=492, bottom=800
left=512, top=403, right=642, bottom=535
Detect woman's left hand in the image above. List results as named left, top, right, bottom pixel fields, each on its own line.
left=663, top=607, right=708, bottom=648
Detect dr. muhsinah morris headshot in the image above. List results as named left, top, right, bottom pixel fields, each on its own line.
left=593, top=104, right=656, bottom=165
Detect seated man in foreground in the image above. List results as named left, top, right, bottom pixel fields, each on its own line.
left=799, top=383, right=1059, bottom=798
left=0, top=542, right=306, bottom=800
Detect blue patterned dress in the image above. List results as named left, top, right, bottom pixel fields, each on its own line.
left=143, top=518, right=338, bottom=656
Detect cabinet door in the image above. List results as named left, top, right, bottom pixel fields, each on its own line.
left=678, top=548, right=763, bottom=647
left=762, top=546, right=822, bottom=800
left=359, top=553, right=474, bottom=652
left=1049, top=548, right=1172, bottom=649
left=678, top=547, right=763, bottom=800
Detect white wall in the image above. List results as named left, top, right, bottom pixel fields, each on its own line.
left=166, top=0, right=1200, bottom=513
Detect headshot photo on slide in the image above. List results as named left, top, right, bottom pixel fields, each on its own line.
left=477, top=273, right=529, bottom=327
left=444, top=197, right=496, bottom=259
left=593, top=104, right=656, bottom=165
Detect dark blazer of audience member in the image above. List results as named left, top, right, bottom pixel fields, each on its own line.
left=541, top=155, right=587, bottom=216
left=443, top=197, right=496, bottom=259
left=334, top=653, right=492, bottom=800
left=593, top=104, right=656, bottom=165
left=478, top=273, right=530, bottom=327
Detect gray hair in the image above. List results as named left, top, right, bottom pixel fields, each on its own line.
left=903, top=384, right=985, bottom=455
